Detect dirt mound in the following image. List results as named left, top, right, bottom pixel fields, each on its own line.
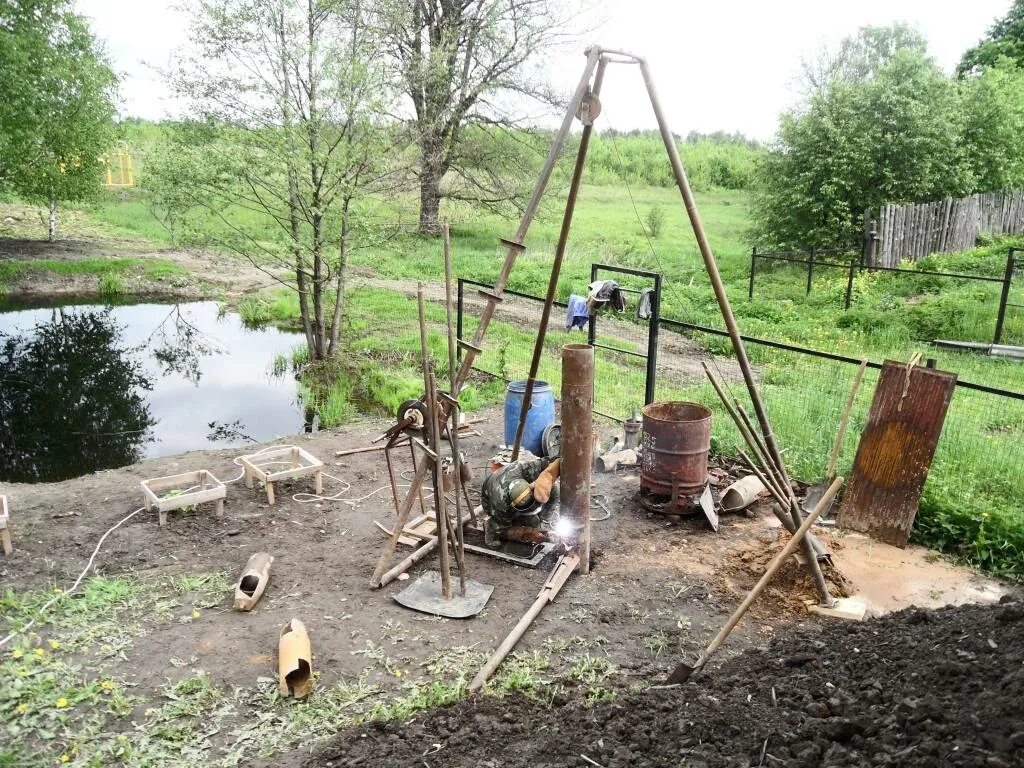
left=304, top=598, right=1024, bottom=768
left=717, top=530, right=853, bottom=617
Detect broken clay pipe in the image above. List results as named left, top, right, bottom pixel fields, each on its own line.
left=720, top=475, right=767, bottom=513
left=279, top=618, right=313, bottom=699
left=233, top=552, right=273, bottom=611
left=598, top=448, right=638, bottom=473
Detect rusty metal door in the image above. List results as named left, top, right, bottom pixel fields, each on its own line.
left=837, top=361, right=957, bottom=547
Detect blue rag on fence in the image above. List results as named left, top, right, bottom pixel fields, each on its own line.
left=566, top=294, right=589, bottom=331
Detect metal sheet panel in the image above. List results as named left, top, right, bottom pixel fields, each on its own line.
left=837, top=361, right=957, bottom=547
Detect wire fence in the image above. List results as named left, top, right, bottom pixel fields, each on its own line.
left=458, top=278, right=656, bottom=422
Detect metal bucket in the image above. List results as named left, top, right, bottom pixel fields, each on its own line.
left=640, top=401, right=712, bottom=502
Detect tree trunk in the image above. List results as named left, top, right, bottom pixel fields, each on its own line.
left=418, top=133, right=444, bottom=235
left=48, top=199, right=58, bottom=242
left=328, top=201, right=350, bottom=356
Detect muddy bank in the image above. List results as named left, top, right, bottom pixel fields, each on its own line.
left=304, top=598, right=1024, bottom=768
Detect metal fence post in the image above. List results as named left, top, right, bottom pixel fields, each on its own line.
left=994, top=249, right=1015, bottom=345
left=456, top=278, right=464, bottom=363
left=748, top=246, right=757, bottom=299
left=845, top=259, right=857, bottom=310
left=587, top=262, right=598, bottom=347
left=806, top=247, right=815, bottom=295
left=646, top=273, right=661, bottom=405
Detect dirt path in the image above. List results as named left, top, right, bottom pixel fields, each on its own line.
left=358, top=276, right=745, bottom=385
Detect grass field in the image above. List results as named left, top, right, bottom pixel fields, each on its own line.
left=4, top=164, right=1024, bottom=578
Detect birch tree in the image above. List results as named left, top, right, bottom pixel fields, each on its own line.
left=162, top=0, right=396, bottom=360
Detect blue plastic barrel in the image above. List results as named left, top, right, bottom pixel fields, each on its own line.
left=503, top=380, right=555, bottom=455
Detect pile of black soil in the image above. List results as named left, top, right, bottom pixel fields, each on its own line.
left=305, top=598, right=1024, bottom=768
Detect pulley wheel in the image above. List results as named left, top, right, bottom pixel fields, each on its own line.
left=397, top=399, right=428, bottom=435
left=541, top=423, right=561, bottom=458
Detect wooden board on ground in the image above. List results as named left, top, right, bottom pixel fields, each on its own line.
left=837, top=361, right=956, bottom=547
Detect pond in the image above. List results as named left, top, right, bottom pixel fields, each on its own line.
left=0, top=300, right=311, bottom=483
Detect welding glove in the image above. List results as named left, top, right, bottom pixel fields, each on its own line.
left=532, top=457, right=561, bottom=503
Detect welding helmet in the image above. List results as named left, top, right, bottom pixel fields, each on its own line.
left=508, top=478, right=535, bottom=512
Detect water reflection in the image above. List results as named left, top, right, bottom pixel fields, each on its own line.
left=0, top=301, right=309, bottom=483
left=0, top=308, right=154, bottom=482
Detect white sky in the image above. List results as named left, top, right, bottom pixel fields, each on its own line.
left=76, top=0, right=1011, bottom=141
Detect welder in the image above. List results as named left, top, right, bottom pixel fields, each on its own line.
left=480, top=457, right=561, bottom=547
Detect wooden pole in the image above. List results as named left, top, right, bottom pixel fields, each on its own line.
left=468, top=553, right=579, bottom=693
left=666, top=477, right=843, bottom=683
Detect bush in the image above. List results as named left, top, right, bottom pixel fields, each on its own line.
left=644, top=206, right=665, bottom=238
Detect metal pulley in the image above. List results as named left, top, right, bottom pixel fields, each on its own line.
left=576, top=91, right=602, bottom=126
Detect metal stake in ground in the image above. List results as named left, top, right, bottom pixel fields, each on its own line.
left=510, top=56, right=608, bottom=460
left=442, top=221, right=469, bottom=595
left=419, top=288, right=452, bottom=600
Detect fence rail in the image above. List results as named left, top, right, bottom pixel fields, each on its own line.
left=749, top=246, right=1020, bottom=345
left=877, top=189, right=1024, bottom=266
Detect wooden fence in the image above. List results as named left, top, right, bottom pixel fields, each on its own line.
left=876, top=190, right=1024, bottom=267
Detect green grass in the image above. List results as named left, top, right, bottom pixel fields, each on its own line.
left=0, top=576, right=627, bottom=767
left=0, top=256, right=188, bottom=296
left=7, top=152, right=1024, bottom=577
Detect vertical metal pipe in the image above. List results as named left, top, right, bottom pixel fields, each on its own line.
left=456, top=277, right=464, bottom=363
left=442, top=222, right=467, bottom=597
left=637, top=57, right=832, bottom=605
left=645, top=273, right=661, bottom=405
left=994, top=249, right=1015, bottom=345
left=806, top=248, right=815, bottom=295
left=845, top=259, right=856, bottom=310
left=511, top=58, right=608, bottom=459
left=587, top=262, right=598, bottom=347
left=418, top=285, right=451, bottom=599
left=748, top=247, right=757, bottom=299
left=561, top=344, right=595, bottom=574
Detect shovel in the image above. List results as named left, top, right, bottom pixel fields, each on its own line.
left=804, top=360, right=866, bottom=515
left=666, top=476, right=843, bottom=684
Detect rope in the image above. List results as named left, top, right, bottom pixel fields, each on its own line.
left=0, top=443, right=407, bottom=647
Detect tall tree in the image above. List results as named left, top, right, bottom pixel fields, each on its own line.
left=755, top=28, right=970, bottom=248
left=959, top=0, right=1024, bottom=76
left=381, top=0, right=573, bottom=234
left=0, top=0, right=118, bottom=240
left=161, top=0, right=396, bottom=360
left=961, top=60, right=1024, bottom=191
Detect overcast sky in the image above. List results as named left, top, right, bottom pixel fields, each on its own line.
left=76, top=0, right=1011, bottom=142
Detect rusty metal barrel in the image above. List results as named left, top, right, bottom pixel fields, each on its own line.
left=640, top=402, right=712, bottom=500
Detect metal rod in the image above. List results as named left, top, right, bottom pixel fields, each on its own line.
left=442, top=221, right=467, bottom=596
left=994, top=249, right=1015, bottom=345
left=511, top=56, right=607, bottom=460
left=369, top=456, right=431, bottom=586
left=384, top=444, right=400, bottom=515
left=645, top=272, right=661, bottom=405
left=562, top=344, right=595, bottom=574
left=748, top=247, right=757, bottom=299
left=845, top=259, right=856, bottom=310
left=639, top=57, right=831, bottom=604
left=375, top=509, right=474, bottom=588
left=825, top=360, right=867, bottom=482
left=468, top=552, right=579, bottom=693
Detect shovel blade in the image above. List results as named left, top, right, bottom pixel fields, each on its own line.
left=666, top=662, right=696, bottom=684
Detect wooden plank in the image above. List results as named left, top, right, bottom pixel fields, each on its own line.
left=837, top=361, right=957, bottom=547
